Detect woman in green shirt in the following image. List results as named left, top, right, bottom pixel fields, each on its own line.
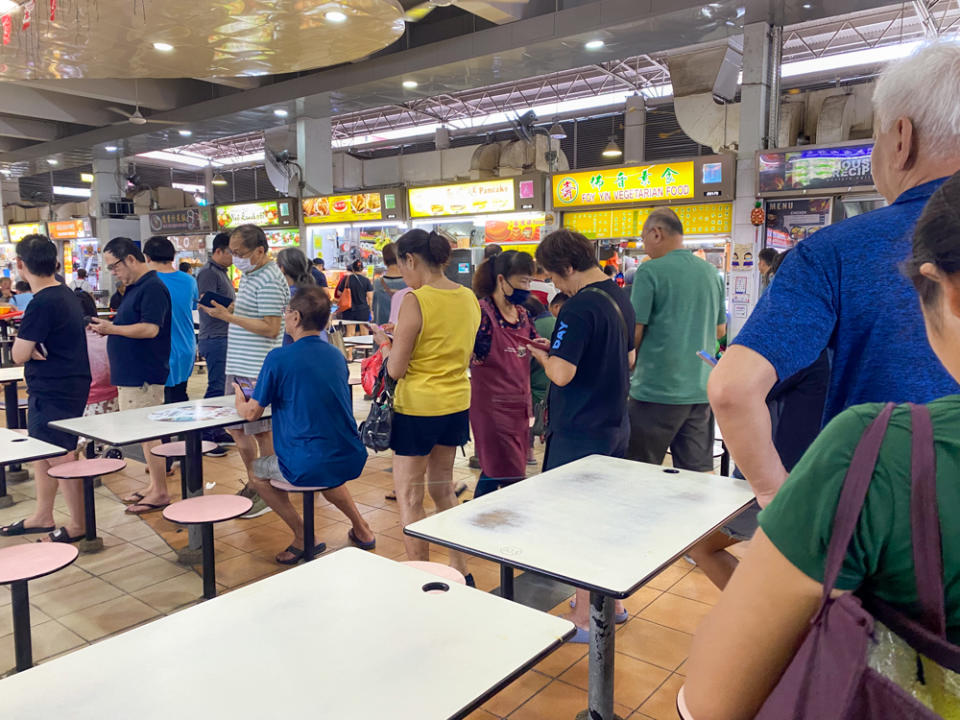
left=684, top=172, right=960, bottom=719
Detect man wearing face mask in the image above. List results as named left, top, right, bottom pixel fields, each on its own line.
left=469, top=250, right=546, bottom=497
left=202, top=224, right=288, bottom=518
left=627, top=208, right=727, bottom=471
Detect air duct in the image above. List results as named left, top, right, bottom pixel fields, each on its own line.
left=667, top=45, right=742, bottom=152
left=815, top=94, right=853, bottom=144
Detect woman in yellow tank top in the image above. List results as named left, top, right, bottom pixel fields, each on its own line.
left=371, top=229, right=480, bottom=582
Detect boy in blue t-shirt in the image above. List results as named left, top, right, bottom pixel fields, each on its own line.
left=233, top=286, right=375, bottom=565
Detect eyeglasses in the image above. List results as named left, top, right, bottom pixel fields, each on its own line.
left=105, top=258, right=125, bottom=273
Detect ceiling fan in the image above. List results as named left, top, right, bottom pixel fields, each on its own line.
left=107, top=105, right=185, bottom=127
left=402, top=0, right=528, bottom=23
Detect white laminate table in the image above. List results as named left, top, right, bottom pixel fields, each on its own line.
left=0, top=366, right=25, bottom=430
left=344, top=335, right=374, bottom=346
left=406, top=455, right=755, bottom=720
left=0, top=427, right=66, bottom=508
left=0, top=548, right=575, bottom=719
left=50, top=395, right=272, bottom=554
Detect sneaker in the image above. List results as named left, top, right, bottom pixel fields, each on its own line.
left=240, top=492, right=272, bottom=518
left=205, top=445, right=227, bottom=458
left=207, top=430, right=235, bottom=446
left=236, top=484, right=256, bottom=499
left=468, top=455, right=481, bottom=469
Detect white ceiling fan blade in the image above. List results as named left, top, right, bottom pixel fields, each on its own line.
left=106, top=106, right=133, bottom=119
left=146, top=119, right=187, bottom=125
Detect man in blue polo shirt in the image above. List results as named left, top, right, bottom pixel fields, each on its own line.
left=699, top=42, right=960, bottom=590
left=233, top=286, right=375, bottom=564
left=90, top=237, right=172, bottom=516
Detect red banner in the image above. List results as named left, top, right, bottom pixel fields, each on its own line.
left=22, top=0, right=33, bottom=29
left=49, top=0, right=56, bottom=22
left=1, top=15, right=11, bottom=46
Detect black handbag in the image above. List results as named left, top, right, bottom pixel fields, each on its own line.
left=359, top=364, right=396, bottom=452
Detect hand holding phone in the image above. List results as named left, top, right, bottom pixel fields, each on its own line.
left=232, top=376, right=255, bottom=401
left=697, top=350, right=718, bottom=367
left=200, top=291, right=235, bottom=309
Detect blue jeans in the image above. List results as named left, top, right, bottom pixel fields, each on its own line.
left=198, top=336, right=227, bottom=399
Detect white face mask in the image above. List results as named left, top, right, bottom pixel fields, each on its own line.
left=233, top=256, right=254, bottom=274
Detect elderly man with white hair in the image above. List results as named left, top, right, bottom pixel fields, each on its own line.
left=687, top=42, right=960, bottom=590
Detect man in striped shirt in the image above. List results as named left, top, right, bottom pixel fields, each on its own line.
left=201, top=224, right=288, bottom=518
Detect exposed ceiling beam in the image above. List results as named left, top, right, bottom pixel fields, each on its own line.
left=0, top=116, right=63, bottom=142
left=200, top=77, right=264, bottom=90
left=0, top=138, right=33, bottom=153
left=11, top=78, right=218, bottom=111
left=0, top=85, right=118, bottom=125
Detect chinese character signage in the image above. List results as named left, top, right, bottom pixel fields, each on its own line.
left=553, top=162, right=696, bottom=208
left=7, top=222, right=46, bottom=243
left=216, top=202, right=281, bottom=230
left=408, top=179, right=516, bottom=218
left=563, top=203, right=732, bottom=239
left=48, top=218, right=94, bottom=241
left=302, top=193, right=383, bottom=224
left=149, top=207, right=213, bottom=234
left=757, top=143, right=874, bottom=194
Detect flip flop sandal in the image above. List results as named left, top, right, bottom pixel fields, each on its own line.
left=121, top=492, right=145, bottom=505
left=348, top=528, right=376, bottom=551
left=568, top=598, right=628, bottom=624
left=275, top=543, right=327, bottom=566
left=0, top=519, right=55, bottom=536
left=125, top=501, right=170, bottom=516
left=454, top=481, right=468, bottom=497
left=47, top=527, right=83, bottom=543
left=384, top=490, right=396, bottom=501
left=569, top=627, right=591, bottom=644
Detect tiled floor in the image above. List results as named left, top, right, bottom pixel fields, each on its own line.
left=0, top=371, right=741, bottom=718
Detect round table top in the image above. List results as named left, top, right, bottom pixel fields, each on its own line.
left=48, top=458, right=126, bottom=479
left=150, top=441, right=219, bottom=458
left=163, top=494, right=253, bottom=525
left=0, top=543, right=79, bottom=584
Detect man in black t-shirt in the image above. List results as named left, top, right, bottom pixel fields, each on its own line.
left=527, top=229, right=635, bottom=641
left=0, top=235, right=91, bottom=544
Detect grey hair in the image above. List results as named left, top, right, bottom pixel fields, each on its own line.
left=645, top=207, right=684, bottom=236
left=276, top=247, right=315, bottom=287
left=873, top=42, right=960, bottom=155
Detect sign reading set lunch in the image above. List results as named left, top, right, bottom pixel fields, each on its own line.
left=553, top=162, right=696, bottom=208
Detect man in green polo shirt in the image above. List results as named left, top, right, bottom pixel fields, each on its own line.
left=628, top=207, right=726, bottom=471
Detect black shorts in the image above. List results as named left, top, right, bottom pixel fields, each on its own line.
left=340, top=306, right=371, bottom=321
left=28, top=393, right=86, bottom=452
left=391, top=410, right=470, bottom=456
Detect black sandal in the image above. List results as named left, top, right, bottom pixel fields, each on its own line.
left=275, top=543, right=327, bottom=565
left=0, top=519, right=55, bottom=536
left=46, top=527, right=84, bottom=544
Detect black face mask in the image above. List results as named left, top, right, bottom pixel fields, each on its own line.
left=503, top=279, right=530, bottom=305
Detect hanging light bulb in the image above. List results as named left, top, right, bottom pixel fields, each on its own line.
left=549, top=121, right=567, bottom=140
left=602, top=137, right=623, bottom=158
left=211, top=173, right=228, bottom=186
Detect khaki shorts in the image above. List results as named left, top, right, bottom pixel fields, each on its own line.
left=252, top=455, right=285, bottom=482
left=117, top=384, right=165, bottom=411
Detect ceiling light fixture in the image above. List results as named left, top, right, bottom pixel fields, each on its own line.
left=549, top=121, right=567, bottom=140
left=402, top=80, right=418, bottom=89
left=602, top=137, right=622, bottom=158
left=325, top=10, right=347, bottom=23
left=0, top=0, right=19, bottom=12
left=585, top=40, right=605, bottom=50
left=104, top=145, right=118, bottom=152
left=153, top=42, right=174, bottom=52
left=274, top=109, right=289, bottom=118
left=81, top=173, right=95, bottom=183
left=47, top=159, right=59, bottom=165
left=178, top=129, right=192, bottom=137
left=211, top=173, right=229, bottom=186
left=802, top=3, right=812, bottom=7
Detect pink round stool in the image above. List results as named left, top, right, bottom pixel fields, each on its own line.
left=677, top=685, right=695, bottom=719
left=49, top=458, right=126, bottom=553
left=0, top=543, right=78, bottom=672
left=163, top=494, right=252, bottom=599
left=151, top=441, right=220, bottom=500
left=269, top=479, right=330, bottom=562
left=403, top=561, right=467, bottom=592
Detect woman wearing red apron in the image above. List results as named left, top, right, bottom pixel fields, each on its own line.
left=471, top=250, right=546, bottom=497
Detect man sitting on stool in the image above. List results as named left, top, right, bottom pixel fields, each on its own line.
left=233, top=286, right=376, bottom=565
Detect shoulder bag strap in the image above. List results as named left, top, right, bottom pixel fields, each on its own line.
left=583, top=286, right=629, bottom=348
left=820, top=402, right=896, bottom=608
left=908, top=403, right=946, bottom=637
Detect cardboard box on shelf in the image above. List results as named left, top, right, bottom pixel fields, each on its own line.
left=36, top=206, right=50, bottom=221
left=182, top=190, right=198, bottom=207
left=54, top=202, right=76, bottom=220
left=133, top=189, right=156, bottom=214
left=155, top=187, right=184, bottom=210
left=2, top=205, right=26, bottom=224
left=23, top=206, right=41, bottom=222
left=73, top=201, right=88, bottom=217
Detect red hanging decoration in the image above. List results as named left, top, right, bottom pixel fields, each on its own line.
left=750, top=200, right=764, bottom=227
left=1, top=15, right=11, bottom=46
left=22, top=0, right=34, bottom=29
left=49, top=0, right=56, bottom=22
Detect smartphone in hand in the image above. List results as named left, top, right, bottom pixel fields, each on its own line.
left=200, top=291, right=234, bottom=308
left=233, top=376, right=255, bottom=400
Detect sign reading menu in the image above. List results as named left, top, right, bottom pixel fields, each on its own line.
left=302, top=193, right=382, bottom=224
left=553, top=162, right=696, bottom=208
left=563, top=203, right=732, bottom=239
left=758, top=143, right=874, bottom=194
left=216, top=201, right=280, bottom=229
left=48, top=218, right=94, bottom=241
left=149, top=207, right=213, bottom=234
left=408, top=179, right=515, bottom=218
left=7, top=222, right=46, bottom=243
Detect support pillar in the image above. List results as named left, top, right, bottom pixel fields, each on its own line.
left=295, top=116, right=333, bottom=259
left=203, top=165, right=215, bottom=207
left=623, top=95, right=646, bottom=164
left=92, top=144, right=141, bottom=296
left=729, top=23, right=781, bottom=339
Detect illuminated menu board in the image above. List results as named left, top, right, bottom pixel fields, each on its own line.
left=216, top=201, right=285, bottom=229
left=553, top=162, right=696, bottom=208
left=408, top=179, right=515, bottom=218
left=758, top=143, right=874, bottom=194
left=564, top=203, right=733, bottom=239
left=7, top=222, right=46, bottom=243
left=302, top=193, right=383, bottom=224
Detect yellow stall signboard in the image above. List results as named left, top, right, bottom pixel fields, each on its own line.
left=564, top=203, right=732, bottom=239
left=409, top=179, right=515, bottom=218
left=553, top=163, right=696, bottom=208
left=7, top=223, right=46, bottom=243
left=302, top=193, right=383, bottom=224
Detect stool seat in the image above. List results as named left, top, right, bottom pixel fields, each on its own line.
left=402, top=561, right=467, bottom=586
left=163, top=494, right=252, bottom=524
left=150, top=441, right=219, bottom=458
left=48, top=458, right=126, bottom=479
left=677, top=685, right=695, bottom=720
left=269, top=478, right=330, bottom=493
left=0, top=543, right=79, bottom=584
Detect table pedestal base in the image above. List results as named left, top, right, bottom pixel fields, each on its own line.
left=575, top=711, right=624, bottom=720
left=6, top=469, right=28, bottom=483
left=0, top=494, right=12, bottom=509
left=78, top=537, right=104, bottom=553
left=11, top=580, right=32, bottom=672
left=578, top=591, right=619, bottom=720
